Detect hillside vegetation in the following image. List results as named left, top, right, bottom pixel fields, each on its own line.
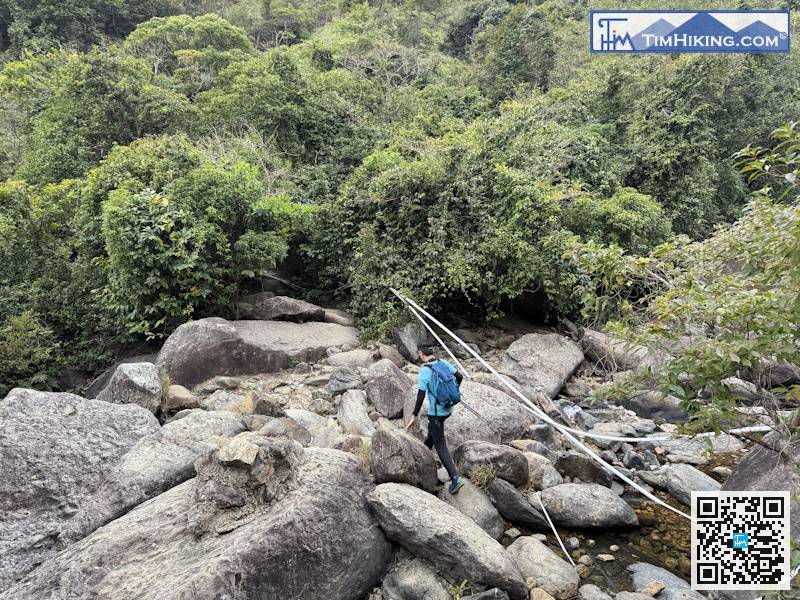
left=0, top=0, right=799, bottom=433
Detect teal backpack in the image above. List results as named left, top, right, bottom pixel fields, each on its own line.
left=424, top=360, right=462, bottom=413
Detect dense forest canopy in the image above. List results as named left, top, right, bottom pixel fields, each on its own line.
left=0, top=0, right=798, bottom=430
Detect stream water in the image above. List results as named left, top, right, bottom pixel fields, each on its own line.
left=529, top=452, right=740, bottom=592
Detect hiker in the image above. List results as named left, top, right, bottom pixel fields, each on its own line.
left=405, top=341, right=467, bottom=495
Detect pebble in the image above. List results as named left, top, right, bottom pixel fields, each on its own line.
left=712, top=466, right=732, bottom=478
left=586, top=539, right=596, bottom=547
left=609, top=544, right=619, bottom=552
left=530, top=588, right=556, bottom=600
left=578, top=555, right=594, bottom=566
left=566, top=536, right=580, bottom=550
left=505, top=527, right=522, bottom=541
left=640, top=580, right=665, bottom=596
left=576, top=564, right=592, bottom=579
left=596, top=554, right=615, bottom=562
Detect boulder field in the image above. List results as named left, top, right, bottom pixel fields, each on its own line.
left=1, top=299, right=793, bottom=600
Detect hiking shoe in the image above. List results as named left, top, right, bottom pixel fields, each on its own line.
left=448, top=476, right=466, bottom=495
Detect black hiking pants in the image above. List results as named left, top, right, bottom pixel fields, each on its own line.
left=424, top=415, right=459, bottom=481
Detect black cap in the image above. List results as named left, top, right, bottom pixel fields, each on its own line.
left=417, top=341, right=435, bottom=355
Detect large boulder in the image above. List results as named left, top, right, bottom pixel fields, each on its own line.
left=539, top=483, right=638, bottom=528
left=486, top=479, right=547, bottom=530
left=499, top=333, right=584, bottom=398
left=367, top=483, right=528, bottom=600
left=338, top=390, right=376, bottom=437
left=96, top=362, right=163, bottom=414
left=506, top=536, right=579, bottom=600
left=437, top=480, right=505, bottom=540
left=454, top=441, right=529, bottom=487
left=366, top=359, right=414, bottom=418
left=722, top=429, right=799, bottom=539
left=1, top=447, right=392, bottom=600
left=238, top=294, right=326, bottom=322
left=156, top=317, right=357, bottom=388
left=370, top=429, right=438, bottom=493
left=391, top=322, right=427, bottom=362
left=59, top=410, right=246, bottom=544
left=404, top=381, right=534, bottom=447
left=381, top=557, right=451, bottom=600
left=554, top=451, right=612, bottom=487
left=328, top=348, right=376, bottom=369
left=523, top=452, right=562, bottom=490
left=639, top=464, right=720, bottom=507
left=0, top=389, right=160, bottom=591
left=580, top=330, right=653, bottom=372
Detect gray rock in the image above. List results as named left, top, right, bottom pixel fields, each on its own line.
left=258, top=417, right=312, bottom=445
left=0, top=389, right=159, bottom=590
left=164, top=384, right=199, bottom=412
left=487, top=479, right=547, bottom=530
left=370, top=429, right=438, bottom=493
left=654, top=433, right=746, bottom=465
left=616, top=593, right=653, bottom=600
left=627, top=563, right=705, bottom=600
left=238, top=294, right=326, bottom=322
left=506, top=536, right=579, bottom=600
left=60, top=410, right=246, bottom=544
left=580, top=329, right=653, bottom=372
left=156, top=318, right=357, bottom=388
left=554, top=451, right=613, bottom=486
left=579, top=584, right=613, bottom=600
left=366, top=359, right=413, bottom=418
left=499, top=334, right=584, bottom=398
left=454, top=441, right=529, bottom=487
left=381, top=557, right=450, bottom=600
left=379, top=343, right=406, bottom=367
left=404, top=381, right=534, bottom=448
left=284, top=408, right=329, bottom=434
left=328, top=366, right=363, bottom=394
left=722, top=430, right=799, bottom=539
left=199, top=389, right=247, bottom=412
left=323, top=308, right=355, bottom=327
left=367, top=483, right=528, bottom=600
left=619, top=391, right=688, bottom=422
left=391, top=323, right=426, bottom=362
left=539, top=483, right=638, bottom=528
left=437, top=480, right=505, bottom=540
left=96, top=362, right=162, bottom=414
left=528, top=424, right=557, bottom=448
left=2, top=448, right=391, bottom=600
left=339, top=390, right=376, bottom=437
left=328, top=348, right=376, bottom=369
left=464, top=590, right=511, bottom=600
left=524, top=452, right=563, bottom=490
left=622, top=449, right=646, bottom=470
left=665, top=463, right=721, bottom=505
left=85, top=353, right=159, bottom=399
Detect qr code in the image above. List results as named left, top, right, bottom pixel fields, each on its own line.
left=691, top=491, right=791, bottom=590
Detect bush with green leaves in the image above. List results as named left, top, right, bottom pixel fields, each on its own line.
left=96, top=135, right=299, bottom=337
left=562, top=187, right=672, bottom=254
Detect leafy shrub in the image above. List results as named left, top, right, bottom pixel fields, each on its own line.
left=0, top=310, right=57, bottom=396
left=98, top=137, right=298, bottom=337
left=562, top=187, right=672, bottom=254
